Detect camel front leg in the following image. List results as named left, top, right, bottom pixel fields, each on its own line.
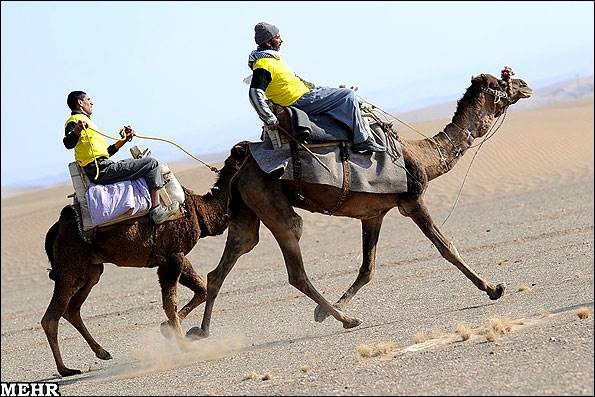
left=399, top=199, right=505, bottom=300
left=314, top=214, right=386, bottom=322
left=186, top=205, right=260, bottom=340
left=160, top=257, right=207, bottom=336
left=157, top=254, right=184, bottom=340
left=63, top=264, right=111, bottom=361
left=176, top=257, right=207, bottom=321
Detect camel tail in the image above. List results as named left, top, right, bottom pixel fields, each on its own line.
left=44, top=221, right=60, bottom=281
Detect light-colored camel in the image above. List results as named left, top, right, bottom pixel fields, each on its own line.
left=42, top=142, right=248, bottom=376
left=186, top=71, right=533, bottom=339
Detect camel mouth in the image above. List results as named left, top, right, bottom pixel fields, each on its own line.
left=519, top=87, right=533, bottom=98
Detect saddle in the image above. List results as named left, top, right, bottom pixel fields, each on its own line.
left=261, top=100, right=402, bottom=215
left=67, top=146, right=184, bottom=240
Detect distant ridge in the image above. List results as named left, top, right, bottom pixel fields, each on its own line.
left=391, top=75, right=594, bottom=123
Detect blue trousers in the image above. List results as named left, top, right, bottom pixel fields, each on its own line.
left=293, top=87, right=369, bottom=144
left=83, top=156, right=163, bottom=190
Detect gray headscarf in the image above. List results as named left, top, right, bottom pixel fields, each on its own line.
left=254, top=22, right=279, bottom=45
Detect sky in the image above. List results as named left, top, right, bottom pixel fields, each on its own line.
left=1, top=1, right=593, bottom=188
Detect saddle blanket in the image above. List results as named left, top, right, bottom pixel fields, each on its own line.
left=249, top=139, right=408, bottom=194
left=86, top=178, right=151, bottom=226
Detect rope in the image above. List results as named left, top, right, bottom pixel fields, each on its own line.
left=440, top=109, right=507, bottom=226
left=85, top=126, right=219, bottom=173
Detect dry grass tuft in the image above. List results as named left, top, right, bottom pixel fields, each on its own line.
left=413, top=331, right=426, bottom=344
left=377, top=342, right=395, bottom=355
left=357, top=344, right=376, bottom=358
left=456, top=323, right=472, bottom=341
left=489, top=317, right=512, bottom=335
left=431, top=329, right=443, bottom=339
left=576, top=307, right=592, bottom=319
left=300, top=364, right=312, bottom=373
left=485, top=328, right=498, bottom=342
left=242, top=371, right=261, bottom=381
left=517, top=284, right=532, bottom=292
left=261, top=372, right=272, bottom=381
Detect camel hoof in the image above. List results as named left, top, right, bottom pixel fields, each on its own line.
left=186, top=326, right=208, bottom=340
left=489, top=283, right=506, bottom=300
left=95, top=349, right=112, bottom=360
left=59, top=367, right=82, bottom=377
left=160, top=321, right=175, bottom=339
left=342, top=317, right=362, bottom=329
left=314, top=304, right=331, bottom=323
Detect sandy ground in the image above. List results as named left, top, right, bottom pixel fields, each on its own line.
left=1, top=98, right=593, bottom=395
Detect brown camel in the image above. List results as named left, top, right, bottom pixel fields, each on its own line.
left=186, top=71, right=533, bottom=339
left=42, top=142, right=248, bottom=377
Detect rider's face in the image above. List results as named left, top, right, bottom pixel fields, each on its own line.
left=267, top=34, right=283, bottom=51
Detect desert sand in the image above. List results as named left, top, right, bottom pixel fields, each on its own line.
left=1, top=97, right=593, bottom=395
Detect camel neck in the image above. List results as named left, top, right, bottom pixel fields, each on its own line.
left=422, top=105, right=495, bottom=181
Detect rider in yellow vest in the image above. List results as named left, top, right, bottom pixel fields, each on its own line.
left=63, top=91, right=178, bottom=224
left=248, top=22, right=385, bottom=153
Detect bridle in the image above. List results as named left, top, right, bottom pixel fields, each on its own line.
left=435, top=68, right=515, bottom=171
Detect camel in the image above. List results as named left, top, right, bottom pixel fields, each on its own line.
left=186, top=70, right=533, bottom=339
left=42, top=141, right=248, bottom=377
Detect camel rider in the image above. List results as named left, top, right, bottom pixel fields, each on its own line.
left=248, top=22, right=385, bottom=154
left=63, top=91, right=179, bottom=225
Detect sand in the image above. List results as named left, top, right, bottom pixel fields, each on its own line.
left=1, top=97, right=593, bottom=395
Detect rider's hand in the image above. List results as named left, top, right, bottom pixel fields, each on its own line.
left=265, top=118, right=279, bottom=130
left=121, top=125, right=136, bottom=142
left=74, top=120, right=88, bottom=136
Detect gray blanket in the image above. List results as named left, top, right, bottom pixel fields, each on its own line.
left=249, top=137, right=408, bottom=194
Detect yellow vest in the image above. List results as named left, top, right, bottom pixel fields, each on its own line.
left=65, top=113, right=110, bottom=167
left=253, top=57, right=309, bottom=106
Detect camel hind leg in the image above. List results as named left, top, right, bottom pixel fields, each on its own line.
left=41, top=271, right=85, bottom=377
left=63, top=263, right=112, bottom=360
left=314, top=213, right=386, bottom=322
left=399, top=198, right=505, bottom=300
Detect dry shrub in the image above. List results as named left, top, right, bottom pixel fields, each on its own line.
left=301, top=364, right=312, bottom=373
left=456, top=323, right=472, bottom=341
left=242, top=371, right=261, bottom=381
left=431, top=329, right=443, bottom=339
left=357, top=344, right=375, bottom=358
left=377, top=342, right=395, bottom=355
left=485, top=328, right=498, bottom=342
left=489, top=317, right=512, bottom=335
left=413, top=331, right=426, bottom=344
left=241, top=371, right=271, bottom=381
left=576, top=307, right=592, bottom=319
left=517, top=284, right=532, bottom=292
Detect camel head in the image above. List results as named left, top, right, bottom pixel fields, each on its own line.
left=470, top=67, right=533, bottom=117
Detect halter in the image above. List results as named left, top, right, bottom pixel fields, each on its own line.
left=480, top=86, right=509, bottom=104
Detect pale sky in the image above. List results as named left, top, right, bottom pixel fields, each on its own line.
left=1, top=1, right=593, bottom=187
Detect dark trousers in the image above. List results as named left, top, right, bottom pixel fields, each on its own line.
left=83, top=157, right=163, bottom=190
